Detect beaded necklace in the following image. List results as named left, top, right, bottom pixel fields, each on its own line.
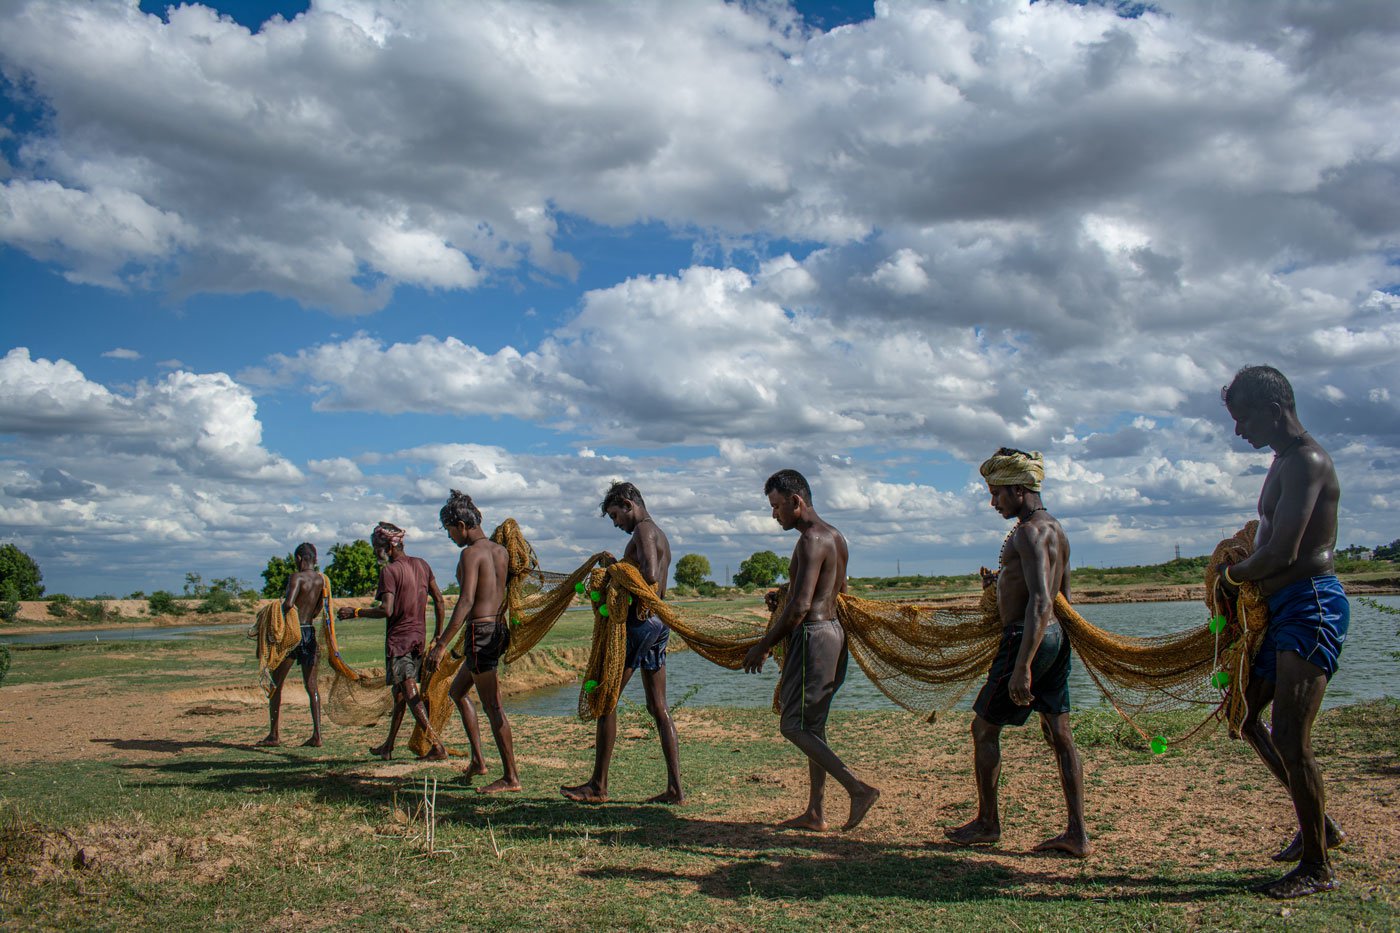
left=998, top=507, right=1047, bottom=569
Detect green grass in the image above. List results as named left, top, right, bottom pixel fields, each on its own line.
left=2, top=700, right=1396, bottom=930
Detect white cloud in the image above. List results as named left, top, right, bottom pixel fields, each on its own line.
left=0, top=0, right=1392, bottom=313
left=101, top=347, right=141, bottom=360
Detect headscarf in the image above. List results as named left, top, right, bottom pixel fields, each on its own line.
left=371, top=522, right=406, bottom=551
left=979, top=448, right=1044, bottom=491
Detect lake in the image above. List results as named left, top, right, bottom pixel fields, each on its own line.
left=508, top=595, right=1400, bottom=716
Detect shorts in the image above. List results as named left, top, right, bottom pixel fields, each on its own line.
left=291, top=624, right=318, bottom=669
left=386, top=652, right=423, bottom=688
left=973, top=623, right=1072, bottom=727
left=467, top=620, right=511, bottom=674
left=1253, top=575, right=1349, bottom=682
left=779, top=619, right=848, bottom=736
left=624, top=614, right=670, bottom=672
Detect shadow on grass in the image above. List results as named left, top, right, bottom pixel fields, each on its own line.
left=91, top=737, right=262, bottom=754
left=115, top=753, right=1252, bottom=905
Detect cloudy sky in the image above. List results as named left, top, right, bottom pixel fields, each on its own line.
left=1, top=0, right=1397, bottom=596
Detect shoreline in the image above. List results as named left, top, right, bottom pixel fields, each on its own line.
left=4, top=579, right=1398, bottom=636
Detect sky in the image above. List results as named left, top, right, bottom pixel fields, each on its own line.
left=0, top=0, right=1397, bottom=596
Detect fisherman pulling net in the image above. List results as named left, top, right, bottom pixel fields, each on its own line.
left=568, top=523, right=1270, bottom=748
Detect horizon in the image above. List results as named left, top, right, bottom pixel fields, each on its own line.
left=2, top=0, right=1397, bottom=596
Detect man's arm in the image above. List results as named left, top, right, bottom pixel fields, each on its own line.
left=429, top=552, right=476, bottom=672
left=634, top=526, right=665, bottom=591
left=281, top=573, right=305, bottom=619
left=1228, top=453, right=1326, bottom=583
left=337, top=566, right=393, bottom=620
left=1009, top=525, right=1057, bottom=706
left=744, top=535, right=823, bottom=672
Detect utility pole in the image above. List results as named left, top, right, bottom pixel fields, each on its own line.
left=897, top=559, right=901, bottom=577
left=1174, top=543, right=1181, bottom=561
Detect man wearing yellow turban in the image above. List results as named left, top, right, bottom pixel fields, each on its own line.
left=945, top=447, right=1090, bottom=857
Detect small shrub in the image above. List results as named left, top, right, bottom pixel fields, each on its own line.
left=71, top=600, right=114, bottom=623
left=47, top=594, right=73, bottom=618
left=148, top=590, right=183, bottom=617
left=126, top=590, right=146, bottom=600
left=196, top=588, right=240, bottom=614
left=0, top=581, right=19, bottom=623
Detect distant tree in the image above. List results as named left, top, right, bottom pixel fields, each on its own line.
left=183, top=572, right=206, bottom=598
left=733, top=550, right=789, bottom=588
left=0, top=580, right=19, bottom=623
left=674, top=554, right=711, bottom=589
left=0, top=544, right=44, bottom=600
left=261, top=554, right=296, bottom=598
left=1374, top=538, right=1400, bottom=561
left=126, top=590, right=146, bottom=600
left=327, top=540, right=379, bottom=598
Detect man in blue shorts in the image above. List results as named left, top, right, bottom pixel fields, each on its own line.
left=561, top=482, right=684, bottom=804
left=1219, top=365, right=1349, bottom=899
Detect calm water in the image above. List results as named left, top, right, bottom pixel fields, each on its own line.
left=0, top=623, right=248, bottom=645
left=509, top=595, right=1400, bottom=716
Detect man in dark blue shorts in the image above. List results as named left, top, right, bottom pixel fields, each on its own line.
left=946, top=449, right=1089, bottom=857
left=256, top=542, right=328, bottom=748
left=1219, top=365, right=1349, bottom=898
left=562, top=482, right=684, bottom=804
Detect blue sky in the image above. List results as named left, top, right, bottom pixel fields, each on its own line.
left=1, top=0, right=1397, bottom=595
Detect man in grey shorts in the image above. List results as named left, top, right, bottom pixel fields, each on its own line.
left=744, top=469, right=880, bottom=832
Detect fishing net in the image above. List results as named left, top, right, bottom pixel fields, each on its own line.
left=570, top=526, right=1270, bottom=749
left=406, top=523, right=612, bottom=755
left=249, top=601, right=303, bottom=694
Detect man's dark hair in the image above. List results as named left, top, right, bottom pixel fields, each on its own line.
left=440, top=489, right=482, bottom=530
left=764, top=469, right=813, bottom=507
left=293, top=542, right=316, bottom=565
left=601, top=481, right=645, bottom=516
left=1222, top=365, right=1296, bottom=413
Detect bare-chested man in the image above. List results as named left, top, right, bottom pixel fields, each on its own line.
left=427, top=490, right=519, bottom=794
left=743, top=469, right=879, bottom=832
left=256, top=542, right=326, bottom=748
left=562, top=482, right=684, bottom=804
left=1219, top=366, right=1349, bottom=899
left=336, top=522, right=447, bottom=761
left=946, top=448, right=1089, bottom=857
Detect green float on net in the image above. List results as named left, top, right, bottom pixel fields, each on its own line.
left=1150, top=736, right=1168, bottom=755
left=590, top=590, right=601, bottom=602
left=510, top=616, right=520, bottom=628
left=599, top=605, right=610, bottom=618
left=574, top=582, right=585, bottom=594
left=628, top=595, right=634, bottom=605
left=1211, top=670, right=1230, bottom=689
left=1209, top=614, right=1227, bottom=634
left=583, top=679, right=598, bottom=693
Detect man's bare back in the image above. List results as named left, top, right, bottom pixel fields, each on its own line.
left=286, top=569, right=325, bottom=622
left=458, top=538, right=509, bottom=622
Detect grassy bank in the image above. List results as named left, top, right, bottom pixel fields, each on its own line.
left=0, top=619, right=1395, bottom=930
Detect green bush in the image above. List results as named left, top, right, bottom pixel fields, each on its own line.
left=71, top=600, right=115, bottom=623
left=148, top=591, right=183, bottom=616
left=46, top=594, right=73, bottom=618
left=195, top=589, right=241, bottom=615
left=0, top=581, right=19, bottom=623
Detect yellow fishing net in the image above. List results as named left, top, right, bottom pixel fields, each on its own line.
left=405, top=522, right=612, bottom=755
left=569, top=526, right=1272, bottom=748
left=249, top=601, right=301, bottom=693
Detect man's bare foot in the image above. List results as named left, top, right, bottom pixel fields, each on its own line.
left=778, top=811, right=828, bottom=831
left=842, top=785, right=881, bottom=832
left=463, top=760, right=489, bottom=779
left=418, top=744, right=448, bottom=762
left=477, top=777, right=522, bottom=794
left=1034, top=830, right=1092, bottom=858
left=254, top=735, right=280, bottom=748
left=646, top=788, right=686, bottom=805
left=560, top=782, right=608, bottom=803
left=1273, top=820, right=1346, bottom=862
left=1259, top=863, right=1339, bottom=899
left=944, top=818, right=1000, bottom=846
left=300, top=736, right=322, bottom=748
left=369, top=742, right=393, bottom=761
